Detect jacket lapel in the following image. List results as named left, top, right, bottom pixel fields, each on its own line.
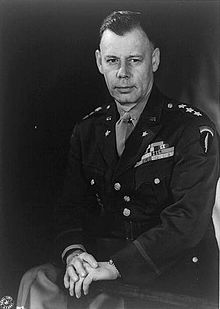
left=113, top=85, right=165, bottom=178
left=97, top=102, right=119, bottom=168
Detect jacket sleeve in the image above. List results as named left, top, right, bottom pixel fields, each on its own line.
left=53, top=123, right=88, bottom=262
left=111, top=120, right=219, bottom=283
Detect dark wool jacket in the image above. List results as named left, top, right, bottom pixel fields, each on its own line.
left=54, top=85, right=219, bottom=298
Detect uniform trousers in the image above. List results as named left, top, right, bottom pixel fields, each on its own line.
left=16, top=238, right=128, bottom=309
left=16, top=263, right=125, bottom=309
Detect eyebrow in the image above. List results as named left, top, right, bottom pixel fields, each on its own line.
left=128, top=55, right=143, bottom=58
left=104, top=54, right=143, bottom=58
left=105, top=55, right=118, bottom=58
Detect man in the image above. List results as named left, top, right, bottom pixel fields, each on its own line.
left=17, top=11, right=219, bottom=308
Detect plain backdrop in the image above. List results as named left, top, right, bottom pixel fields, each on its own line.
left=0, top=0, right=219, bottom=299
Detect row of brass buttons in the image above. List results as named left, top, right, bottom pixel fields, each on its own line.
left=90, top=178, right=161, bottom=218
left=91, top=178, right=161, bottom=190
left=114, top=178, right=161, bottom=191
left=90, top=178, right=199, bottom=261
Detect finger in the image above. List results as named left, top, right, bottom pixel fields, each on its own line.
left=83, top=273, right=93, bottom=296
left=64, top=270, right=70, bottom=289
left=67, top=265, right=79, bottom=283
left=81, top=253, right=98, bottom=268
left=69, top=279, right=75, bottom=297
left=73, top=259, right=87, bottom=278
left=75, top=276, right=84, bottom=299
left=83, top=261, right=93, bottom=271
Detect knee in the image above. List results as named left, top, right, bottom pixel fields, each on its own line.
left=20, top=263, right=60, bottom=286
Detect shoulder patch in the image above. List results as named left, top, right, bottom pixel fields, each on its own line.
left=199, top=126, right=214, bottom=154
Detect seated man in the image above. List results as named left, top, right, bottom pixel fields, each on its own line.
left=17, top=11, right=219, bottom=309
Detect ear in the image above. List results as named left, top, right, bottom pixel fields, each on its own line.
left=95, top=49, right=104, bottom=74
left=152, top=48, right=160, bottom=72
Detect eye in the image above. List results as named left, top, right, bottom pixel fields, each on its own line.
left=129, top=58, right=142, bottom=64
left=106, top=58, right=119, bottom=64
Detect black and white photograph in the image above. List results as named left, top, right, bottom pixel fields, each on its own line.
left=0, top=1, right=219, bottom=308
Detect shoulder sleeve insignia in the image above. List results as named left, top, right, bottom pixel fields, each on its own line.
left=199, top=126, right=214, bottom=154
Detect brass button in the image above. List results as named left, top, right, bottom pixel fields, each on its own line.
left=154, top=178, right=160, bottom=184
left=123, top=208, right=131, bottom=217
left=124, top=196, right=131, bottom=202
left=192, top=257, right=198, bottom=263
left=90, top=179, right=95, bottom=185
left=114, top=183, right=121, bottom=191
left=168, top=103, right=173, bottom=109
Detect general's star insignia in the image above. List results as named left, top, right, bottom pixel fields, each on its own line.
left=186, top=107, right=194, bottom=113
left=178, top=104, right=186, bottom=108
left=142, top=131, right=148, bottom=137
left=194, top=111, right=202, bottom=116
left=105, top=130, right=111, bottom=137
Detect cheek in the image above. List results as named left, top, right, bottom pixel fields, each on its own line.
left=136, top=70, right=152, bottom=88
left=103, top=72, right=115, bottom=87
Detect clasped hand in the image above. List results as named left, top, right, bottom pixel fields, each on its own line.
left=64, top=252, right=119, bottom=298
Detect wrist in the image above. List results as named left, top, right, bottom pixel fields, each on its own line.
left=66, top=249, right=84, bottom=265
left=108, top=259, right=121, bottom=278
left=62, top=244, right=86, bottom=262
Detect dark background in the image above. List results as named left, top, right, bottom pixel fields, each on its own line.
left=0, top=0, right=219, bottom=300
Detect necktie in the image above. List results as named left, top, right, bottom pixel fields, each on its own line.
left=115, top=113, right=134, bottom=156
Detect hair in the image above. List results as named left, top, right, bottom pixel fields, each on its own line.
left=99, top=11, right=155, bottom=47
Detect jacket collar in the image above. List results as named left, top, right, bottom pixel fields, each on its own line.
left=138, top=84, right=164, bottom=124
left=113, top=85, right=166, bottom=177
left=98, top=85, right=165, bottom=174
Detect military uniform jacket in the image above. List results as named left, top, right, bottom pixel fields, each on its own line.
left=55, top=85, right=219, bottom=296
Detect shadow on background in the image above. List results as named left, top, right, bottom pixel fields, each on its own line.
left=0, top=0, right=219, bottom=300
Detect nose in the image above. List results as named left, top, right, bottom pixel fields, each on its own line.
left=117, top=62, right=130, bottom=79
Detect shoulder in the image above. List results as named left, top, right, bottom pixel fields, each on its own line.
left=162, top=99, right=215, bottom=131
left=72, top=102, right=115, bottom=137
left=163, top=99, right=204, bottom=120
left=81, top=103, right=112, bottom=121
left=162, top=99, right=218, bottom=154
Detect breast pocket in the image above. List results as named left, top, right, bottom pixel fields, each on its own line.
left=135, top=158, right=173, bottom=206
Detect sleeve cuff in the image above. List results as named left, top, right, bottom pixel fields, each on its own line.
left=61, top=244, right=86, bottom=261
left=110, top=241, right=160, bottom=284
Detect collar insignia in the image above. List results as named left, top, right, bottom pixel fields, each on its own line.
left=105, top=130, right=111, bottom=137
left=142, top=131, right=148, bottom=137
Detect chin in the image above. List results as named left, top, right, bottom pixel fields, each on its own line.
left=117, top=101, right=133, bottom=106
left=113, top=94, right=135, bottom=104
left=116, top=98, right=138, bottom=105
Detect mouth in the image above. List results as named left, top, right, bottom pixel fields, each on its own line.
left=115, top=86, right=135, bottom=93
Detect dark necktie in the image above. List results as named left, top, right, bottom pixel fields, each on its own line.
left=115, top=113, right=134, bottom=156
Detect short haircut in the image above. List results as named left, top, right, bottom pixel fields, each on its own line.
left=99, top=11, right=155, bottom=47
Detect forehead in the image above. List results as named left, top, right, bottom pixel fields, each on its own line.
left=100, top=28, right=151, bottom=56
